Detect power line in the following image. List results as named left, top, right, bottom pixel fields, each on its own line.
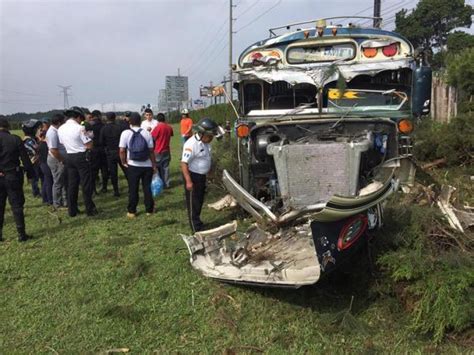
left=236, top=0, right=261, bottom=18
left=181, top=19, right=229, bottom=75
left=0, top=89, right=54, bottom=98
left=355, top=0, right=416, bottom=26
left=235, top=0, right=282, bottom=33
left=187, top=34, right=228, bottom=78
left=180, top=2, right=228, bottom=74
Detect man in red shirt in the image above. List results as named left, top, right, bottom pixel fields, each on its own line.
left=151, top=113, right=174, bottom=188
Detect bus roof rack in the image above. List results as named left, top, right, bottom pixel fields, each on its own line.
left=269, top=16, right=383, bottom=37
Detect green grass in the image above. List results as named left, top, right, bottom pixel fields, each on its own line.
left=0, top=125, right=468, bottom=353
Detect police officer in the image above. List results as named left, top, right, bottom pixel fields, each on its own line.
left=58, top=106, right=98, bottom=217
left=90, top=110, right=109, bottom=194
left=181, top=118, right=219, bottom=232
left=100, top=112, right=127, bottom=196
left=0, top=118, right=34, bottom=241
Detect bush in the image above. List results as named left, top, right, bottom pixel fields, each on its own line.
left=414, top=114, right=474, bottom=166
left=209, top=135, right=240, bottom=187
left=376, top=203, right=474, bottom=342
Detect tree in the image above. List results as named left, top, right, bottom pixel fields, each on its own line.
left=447, top=31, right=474, bottom=53
left=447, top=48, right=474, bottom=112
left=447, top=48, right=474, bottom=94
left=395, top=0, right=472, bottom=52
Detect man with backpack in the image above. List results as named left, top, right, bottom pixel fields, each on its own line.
left=119, top=112, right=157, bottom=218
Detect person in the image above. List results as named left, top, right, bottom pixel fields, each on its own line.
left=58, top=106, right=98, bottom=217
left=120, top=111, right=131, bottom=130
left=100, top=112, right=127, bottom=196
left=90, top=110, right=109, bottom=194
left=21, top=119, right=42, bottom=197
left=180, top=109, right=193, bottom=143
left=181, top=117, right=219, bottom=232
left=140, top=108, right=158, bottom=133
left=0, top=118, right=34, bottom=241
left=38, top=121, right=53, bottom=206
left=46, top=113, right=67, bottom=209
left=119, top=112, right=157, bottom=218
left=151, top=113, right=174, bottom=188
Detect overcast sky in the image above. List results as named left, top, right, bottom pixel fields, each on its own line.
left=0, top=0, right=416, bottom=115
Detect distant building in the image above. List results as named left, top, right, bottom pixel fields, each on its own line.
left=158, top=89, right=168, bottom=112
left=165, top=75, right=189, bottom=112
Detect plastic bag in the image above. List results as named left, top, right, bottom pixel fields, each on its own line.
left=151, top=173, right=164, bottom=197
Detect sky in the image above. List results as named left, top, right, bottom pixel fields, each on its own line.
left=0, top=0, right=418, bottom=115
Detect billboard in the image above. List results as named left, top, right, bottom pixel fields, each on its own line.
left=200, top=85, right=225, bottom=97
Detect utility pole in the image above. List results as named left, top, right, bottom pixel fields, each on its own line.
left=229, top=0, right=235, bottom=103
left=373, top=0, right=381, bottom=28
left=58, top=85, right=71, bottom=109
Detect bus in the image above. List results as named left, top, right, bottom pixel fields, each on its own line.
left=183, top=17, right=432, bottom=288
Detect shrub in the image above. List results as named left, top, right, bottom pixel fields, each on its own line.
left=377, top=203, right=474, bottom=342
left=414, top=114, right=474, bottom=166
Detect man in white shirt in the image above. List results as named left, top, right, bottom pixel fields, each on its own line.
left=119, top=112, right=157, bottom=218
left=140, top=108, right=158, bottom=132
left=181, top=117, right=219, bottom=232
left=46, top=113, right=67, bottom=209
left=57, top=106, right=98, bottom=217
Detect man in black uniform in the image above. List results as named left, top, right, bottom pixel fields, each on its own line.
left=0, top=118, right=34, bottom=242
left=90, top=110, right=108, bottom=194
left=100, top=112, right=127, bottom=196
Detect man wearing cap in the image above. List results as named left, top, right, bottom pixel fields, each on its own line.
left=0, top=118, right=34, bottom=241
left=140, top=108, right=158, bottom=133
left=181, top=117, right=219, bottom=232
left=46, top=113, right=67, bottom=209
left=119, top=112, right=157, bottom=218
left=180, top=109, right=193, bottom=143
left=100, top=112, right=126, bottom=196
left=58, top=107, right=98, bottom=217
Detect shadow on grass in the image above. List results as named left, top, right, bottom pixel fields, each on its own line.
left=233, top=244, right=377, bottom=316
left=100, top=304, right=145, bottom=323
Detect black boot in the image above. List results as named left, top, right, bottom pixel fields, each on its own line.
left=18, top=233, right=31, bottom=242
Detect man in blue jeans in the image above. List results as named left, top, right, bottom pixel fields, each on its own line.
left=119, top=112, right=157, bottom=218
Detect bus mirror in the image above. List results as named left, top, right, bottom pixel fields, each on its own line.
left=412, top=66, right=432, bottom=117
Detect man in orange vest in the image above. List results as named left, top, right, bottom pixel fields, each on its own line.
left=180, top=109, right=193, bottom=143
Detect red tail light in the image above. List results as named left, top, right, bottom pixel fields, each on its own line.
left=250, top=52, right=263, bottom=61
left=382, top=44, right=398, bottom=57
left=337, top=215, right=368, bottom=250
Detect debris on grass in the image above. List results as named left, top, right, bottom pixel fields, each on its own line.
left=207, top=194, right=237, bottom=211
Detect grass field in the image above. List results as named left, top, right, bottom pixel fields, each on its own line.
left=0, top=126, right=466, bottom=353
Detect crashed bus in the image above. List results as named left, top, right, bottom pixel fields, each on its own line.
left=183, top=17, right=432, bottom=288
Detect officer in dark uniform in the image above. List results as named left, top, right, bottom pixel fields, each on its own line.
left=0, top=118, right=34, bottom=242
left=100, top=112, right=127, bottom=196
left=181, top=118, right=220, bottom=232
left=90, top=110, right=109, bottom=194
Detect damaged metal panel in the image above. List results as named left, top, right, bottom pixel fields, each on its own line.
left=222, top=168, right=396, bottom=225
left=182, top=221, right=321, bottom=288
left=236, top=59, right=415, bottom=88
